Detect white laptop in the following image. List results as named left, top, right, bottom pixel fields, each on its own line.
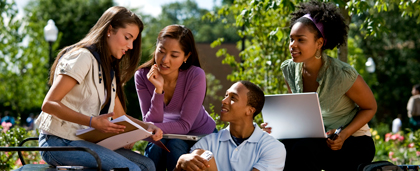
left=261, top=92, right=327, bottom=139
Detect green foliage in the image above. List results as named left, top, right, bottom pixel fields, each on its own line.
left=133, top=141, right=148, bottom=155
left=138, top=0, right=240, bottom=62
left=208, top=103, right=227, bottom=131
left=206, top=73, right=223, bottom=101
left=347, top=0, right=420, bottom=38
left=0, top=0, right=51, bottom=115
left=0, top=125, right=39, bottom=170
left=351, top=4, right=420, bottom=123
left=205, top=0, right=297, bottom=94
left=25, top=0, right=114, bottom=50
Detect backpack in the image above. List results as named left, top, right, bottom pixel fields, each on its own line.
left=357, top=161, right=403, bottom=171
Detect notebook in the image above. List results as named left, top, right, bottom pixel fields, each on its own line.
left=261, top=92, right=327, bottom=139
left=162, top=134, right=205, bottom=141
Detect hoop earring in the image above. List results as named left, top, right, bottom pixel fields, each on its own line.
left=315, top=49, right=321, bottom=59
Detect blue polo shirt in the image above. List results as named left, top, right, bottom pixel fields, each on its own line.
left=191, top=123, right=286, bottom=171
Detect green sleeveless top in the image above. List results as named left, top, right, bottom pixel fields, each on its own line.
left=281, top=54, right=371, bottom=136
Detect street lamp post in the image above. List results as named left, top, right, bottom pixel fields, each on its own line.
left=44, top=19, right=58, bottom=68
left=365, top=57, right=376, bottom=73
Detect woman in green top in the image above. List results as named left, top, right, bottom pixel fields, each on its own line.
left=263, top=1, right=377, bottom=170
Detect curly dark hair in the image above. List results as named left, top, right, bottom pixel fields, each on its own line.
left=290, top=0, right=348, bottom=50
left=238, top=81, right=265, bottom=119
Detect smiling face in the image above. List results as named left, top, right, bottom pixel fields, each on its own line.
left=154, top=37, right=190, bottom=77
left=106, top=23, right=140, bottom=59
left=289, top=22, right=323, bottom=63
left=220, top=82, right=253, bottom=123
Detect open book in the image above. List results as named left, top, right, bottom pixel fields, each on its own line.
left=76, top=115, right=169, bottom=151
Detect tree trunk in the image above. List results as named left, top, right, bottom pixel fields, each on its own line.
left=338, top=2, right=350, bottom=63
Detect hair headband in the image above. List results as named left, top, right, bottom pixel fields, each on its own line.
left=302, top=14, right=327, bottom=45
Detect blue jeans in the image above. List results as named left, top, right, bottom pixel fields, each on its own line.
left=145, top=138, right=195, bottom=171
left=39, top=133, right=155, bottom=171
left=146, top=129, right=218, bottom=171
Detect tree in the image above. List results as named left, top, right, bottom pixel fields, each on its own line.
left=205, top=0, right=420, bottom=124
left=205, top=0, right=297, bottom=94
left=351, top=4, right=420, bottom=123
left=0, top=0, right=51, bottom=116
left=137, top=0, right=240, bottom=62
left=25, top=0, right=114, bottom=50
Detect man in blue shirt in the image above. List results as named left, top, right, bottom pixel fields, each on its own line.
left=175, top=81, right=286, bottom=171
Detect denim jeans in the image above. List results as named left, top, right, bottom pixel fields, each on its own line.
left=145, top=138, right=195, bottom=171
left=146, top=129, right=218, bottom=171
left=39, top=133, right=155, bottom=171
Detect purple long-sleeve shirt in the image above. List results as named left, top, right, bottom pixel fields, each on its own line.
left=135, top=66, right=216, bottom=134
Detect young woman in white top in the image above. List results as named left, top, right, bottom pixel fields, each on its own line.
left=36, top=6, right=162, bottom=171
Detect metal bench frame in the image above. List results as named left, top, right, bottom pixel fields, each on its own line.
left=0, top=137, right=101, bottom=171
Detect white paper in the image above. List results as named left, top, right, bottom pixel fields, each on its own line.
left=97, top=129, right=152, bottom=150
left=76, top=115, right=153, bottom=150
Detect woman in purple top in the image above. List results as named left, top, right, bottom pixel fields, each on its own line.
left=135, top=25, right=216, bottom=171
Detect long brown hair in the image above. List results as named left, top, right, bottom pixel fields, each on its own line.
left=138, top=24, right=201, bottom=70
left=49, top=6, right=143, bottom=111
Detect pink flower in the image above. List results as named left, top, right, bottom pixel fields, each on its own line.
left=385, top=133, right=392, bottom=138
left=390, top=134, right=397, bottom=140
left=39, top=160, right=46, bottom=164
left=416, top=151, right=420, bottom=156
left=15, top=159, right=22, bottom=166
left=1, top=122, right=12, bottom=133
left=33, top=161, right=38, bottom=164
left=398, top=135, right=404, bottom=141
left=389, top=151, right=394, bottom=158
left=392, top=158, right=397, bottom=162
left=408, top=143, right=415, bottom=148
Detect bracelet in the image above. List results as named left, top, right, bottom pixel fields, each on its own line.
left=89, top=116, right=93, bottom=128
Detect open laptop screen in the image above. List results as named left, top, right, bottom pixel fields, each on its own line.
left=261, top=92, right=327, bottom=139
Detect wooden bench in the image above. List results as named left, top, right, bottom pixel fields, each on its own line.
left=0, top=137, right=101, bottom=171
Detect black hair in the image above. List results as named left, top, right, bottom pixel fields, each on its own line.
left=290, top=0, right=348, bottom=50
left=238, top=81, right=265, bottom=118
left=138, top=24, right=201, bottom=70
left=414, top=84, right=420, bottom=92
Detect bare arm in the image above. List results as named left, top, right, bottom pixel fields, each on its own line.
left=42, top=75, right=88, bottom=125
left=42, top=75, right=125, bottom=133
left=327, top=75, right=377, bottom=150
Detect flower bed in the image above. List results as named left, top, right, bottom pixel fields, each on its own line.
left=371, top=128, right=420, bottom=165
